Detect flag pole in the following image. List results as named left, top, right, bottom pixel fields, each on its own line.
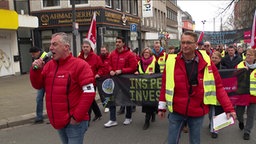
left=250, top=10, right=256, bottom=49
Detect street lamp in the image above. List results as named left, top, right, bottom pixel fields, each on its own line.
left=201, top=20, right=206, bottom=31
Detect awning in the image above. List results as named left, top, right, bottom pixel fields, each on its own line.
left=0, top=9, right=18, bottom=30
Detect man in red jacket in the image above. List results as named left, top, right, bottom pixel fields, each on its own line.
left=78, top=40, right=111, bottom=122
left=104, top=36, right=138, bottom=128
left=30, top=32, right=95, bottom=144
left=99, top=46, right=111, bottom=112
left=158, top=31, right=236, bottom=144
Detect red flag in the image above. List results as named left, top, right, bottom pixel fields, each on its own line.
left=86, top=12, right=97, bottom=50
left=197, top=31, right=204, bottom=43
left=251, top=10, right=256, bottom=49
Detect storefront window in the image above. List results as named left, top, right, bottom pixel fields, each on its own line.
left=41, top=30, right=52, bottom=52
left=104, top=29, right=120, bottom=52
left=43, top=0, right=60, bottom=7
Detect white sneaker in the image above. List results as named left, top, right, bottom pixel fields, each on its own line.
left=104, top=108, right=109, bottom=113
left=123, top=118, right=132, bottom=125
left=104, top=120, right=118, bottom=128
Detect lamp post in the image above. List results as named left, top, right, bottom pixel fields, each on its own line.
left=201, top=20, right=206, bottom=31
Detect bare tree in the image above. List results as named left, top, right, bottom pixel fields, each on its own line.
left=233, top=0, right=256, bottom=29
left=218, top=0, right=256, bottom=30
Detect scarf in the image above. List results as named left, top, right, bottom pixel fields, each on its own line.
left=245, top=61, right=256, bottom=69
left=141, top=56, right=153, bottom=71
left=152, top=47, right=164, bottom=57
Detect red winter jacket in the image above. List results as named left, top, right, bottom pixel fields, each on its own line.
left=100, top=52, right=111, bottom=73
left=30, top=54, right=95, bottom=129
left=109, top=46, right=138, bottom=74
left=159, top=50, right=234, bottom=117
left=78, top=50, right=109, bottom=85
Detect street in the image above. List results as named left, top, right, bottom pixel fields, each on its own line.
left=0, top=106, right=256, bottom=144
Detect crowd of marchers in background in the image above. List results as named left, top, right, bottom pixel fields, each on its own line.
left=29, top=31, right=256, bottom=144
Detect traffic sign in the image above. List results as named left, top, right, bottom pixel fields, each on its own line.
left=130, top=23, right=137, bottom=32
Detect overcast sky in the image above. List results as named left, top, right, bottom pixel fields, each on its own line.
left=177, top=0, right=233, bottom=31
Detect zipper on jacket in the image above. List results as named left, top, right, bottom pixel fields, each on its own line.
left=185, top=85, right=192, bottom=116
left=116, top=53, right=120, bottom=70
left=66, top=74, right=71, bottom=119
left=51, top=62, right=59, bottom=126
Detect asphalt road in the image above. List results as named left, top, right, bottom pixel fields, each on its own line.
left=0, top=106, right=256, bottom=144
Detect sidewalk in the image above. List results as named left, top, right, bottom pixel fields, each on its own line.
left=0, top=74, right=100, bottom=129
left=0, top=74, right=40, bottom=129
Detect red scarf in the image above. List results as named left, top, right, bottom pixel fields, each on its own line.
left=141, top=56, right=153, bottom=71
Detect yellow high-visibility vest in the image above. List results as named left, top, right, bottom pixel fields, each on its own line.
left=250, top=70, right=256, bottom=96
left=221, top=51, right=225, bottom=57
left=157, top=52, right=167, bottom=73
left=237, top=61, right=256, bottom=96
left=138, top=57, right=156, bottom=74
left=237, top=61, right=245, bottom=68
left=165, top=51, right=218, bottom=112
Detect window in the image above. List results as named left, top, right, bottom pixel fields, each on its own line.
left=113, top=0, right=121, bottom=10
left=123, top=0, right=130, bottom=13
left=69, top=0, right=88, bottom=5
left=14, top=0, right=29, bottom=15
left=105, top=0, right=112, bottom=7
left=41, top=30, right=53, bottom=52
left=43, top=0, right=60, bottom=7
left=171, top=0, right=177, bottom=5
left=131, top=0, right=138, bottom=15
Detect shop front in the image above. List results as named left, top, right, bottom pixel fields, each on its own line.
left=0, top=9, right=38, bottom=77
left=32, top=7, right=140, bottom=55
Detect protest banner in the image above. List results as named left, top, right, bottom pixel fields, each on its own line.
left=96, top=69, right=250, bottom=106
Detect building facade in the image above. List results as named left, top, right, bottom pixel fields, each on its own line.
left=0, top=0, right=192, bottom=77
left=30, top=0, right=140, bottom=55
left=0, top=0, right=38, bottom=77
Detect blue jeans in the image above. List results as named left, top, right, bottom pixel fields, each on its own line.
left=168, top=112, right=204, bottom=144
left=36, top=88, right=45, bottom=120
left=58, top=120, right=89, bottom=144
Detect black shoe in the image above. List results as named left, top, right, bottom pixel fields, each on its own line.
left=34, top=119, right=44, bottom=124
left=92, top=116, right=102, bottom=121
left=151, top=114, right=156, bottom=122
left=143, top=121, right=150, bottom=130
left=239, top=122, right=244, bottom=130
left=211, top=132, right=218, bottom=139
left=243, top=133, right=250, bottom=140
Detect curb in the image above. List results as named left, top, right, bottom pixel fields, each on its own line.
left=0, top=112, right=47, bottom=130
left=0, top=95, right=101, bottom=130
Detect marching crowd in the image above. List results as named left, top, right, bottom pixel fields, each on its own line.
left=29, top=31, right=255, bottom=144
